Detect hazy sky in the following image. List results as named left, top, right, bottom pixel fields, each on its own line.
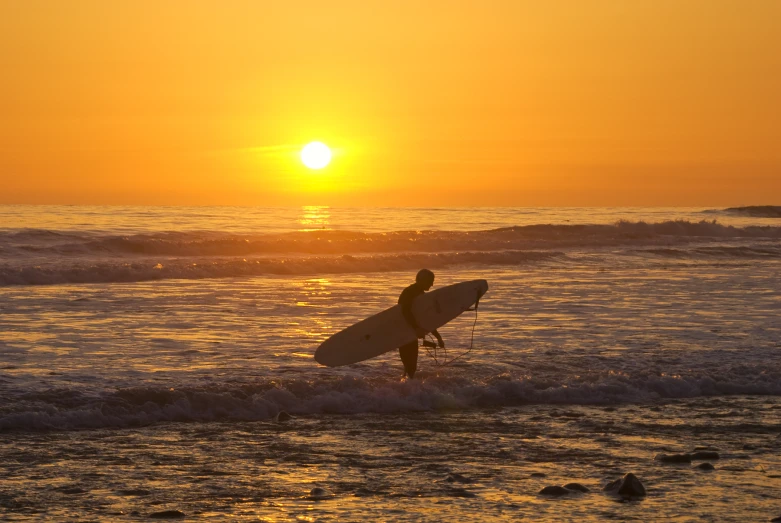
left=1, top=0, right=779, bottom=206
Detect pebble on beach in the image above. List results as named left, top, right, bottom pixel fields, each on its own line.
left=309, top=487, right=333, bottom=500
left=445, top=473, right=472, bottom=484
left=539, top=483, right=590, bottom=496
left=539, top=485, right=572, bottom=496
left=447, top=487, right=477, bottom=498
left=655, top=453, right=693, bottom=463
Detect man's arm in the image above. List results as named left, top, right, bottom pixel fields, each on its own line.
left=431, top=329, right=445, bottom=348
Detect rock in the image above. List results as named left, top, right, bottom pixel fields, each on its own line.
left=539, top=486, right=571, bottom=496
left=309, top=487, right=333, bottom=500
left=655, top=453, right=692, bottom=463
left=530, top=472, right=546, bottom=478
left=447, top=487, right=476, bottom=498
left=691, top=451, right=720, bottom=460
left=695, top=463, right=715, bottom=471
left=275, top=411, right=292, bottom=422
left=563, top=483, right=590, bottom=493
left=604, top=479, right=620, bottom=491
left=445, top=473, right=472, bottom=484
left=148, top=510, right=185, bottom=519
left=603, top=473, right=646, bottom=497
left=770, top=516, right=781, bottom=522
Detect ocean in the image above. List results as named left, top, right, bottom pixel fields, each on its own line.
left=1, top=205, right=780, bottom=521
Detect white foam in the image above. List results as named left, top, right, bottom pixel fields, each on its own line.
left=2, top=368, right=780, bottom=431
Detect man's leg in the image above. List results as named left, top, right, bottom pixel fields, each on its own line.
left=398, top=340, right=419, bottom=379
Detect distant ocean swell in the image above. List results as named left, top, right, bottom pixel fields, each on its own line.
left=639, top=245, right=781, bottom=258
left=2, top=371, right=780, bottom=431
left=1, top=220, right=779, bottom=285
left=716, top=205, right=781, bottom=218
left=3, top=220, right=781, bottom=256
left=0, top=251, right=563, bottom=286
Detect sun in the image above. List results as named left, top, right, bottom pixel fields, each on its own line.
left=300, top=141, right=332, bottom=170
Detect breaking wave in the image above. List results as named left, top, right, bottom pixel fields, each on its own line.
left=722, top=206, right=781, bottom=218
left=639, top=245, right=781, bottom=259
left=3, top=220, right=780, bottom=257
left=0, top=250, right=563, bottom=285
left=2, top=370, right=780, bottom=431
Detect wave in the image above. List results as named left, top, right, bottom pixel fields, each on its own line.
left=0, top=250, right=564, bottom=286
left=2, top=220, right=780, bottom=258
left=639, top=245, right=781, bottom=259
left=722, top=206, right=781, bottom=218
left=2, top=370, right=779, bottom=431
left=2, top=220, right=779, bottom=285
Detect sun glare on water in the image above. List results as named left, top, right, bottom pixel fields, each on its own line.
left=300, top=141, right=332, bottom=170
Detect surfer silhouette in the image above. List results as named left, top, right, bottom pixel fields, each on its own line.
left=398, top=269, right=444, bottom=379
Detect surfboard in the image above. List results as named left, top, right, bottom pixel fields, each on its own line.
left=314, top=279, right=488, bottom=367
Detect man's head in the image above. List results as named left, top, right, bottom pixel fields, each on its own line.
left=416, top=269, right=435, bottom=290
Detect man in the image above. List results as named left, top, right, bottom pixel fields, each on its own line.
left=398, top=269, right=444, bottom=379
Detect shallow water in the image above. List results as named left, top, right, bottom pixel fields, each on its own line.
left=1, top=206, right=780, bottom=520
left=3, top=399, right=780, bottom=521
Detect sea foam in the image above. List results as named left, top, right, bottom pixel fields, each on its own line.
left=2, top=369, right=779, bottom=431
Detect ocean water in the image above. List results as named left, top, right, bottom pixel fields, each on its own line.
left=1, top=205, right=780, bottom=521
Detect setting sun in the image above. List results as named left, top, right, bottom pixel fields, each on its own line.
left=301, top=142, right=332, bottom=170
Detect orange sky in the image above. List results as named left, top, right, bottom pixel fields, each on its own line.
left=1, top=1, right=779, bottom=206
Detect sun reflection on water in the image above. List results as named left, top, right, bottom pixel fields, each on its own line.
left=297, top=206, right=331, bottom=231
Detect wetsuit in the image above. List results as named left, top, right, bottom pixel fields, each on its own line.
left=398, top=282, right=440, bottom=378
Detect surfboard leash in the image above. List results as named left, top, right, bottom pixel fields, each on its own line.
left=423, top=294, right=480, bottom=367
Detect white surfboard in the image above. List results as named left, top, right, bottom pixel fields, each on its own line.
left=314, top=279, right=488, bottom=367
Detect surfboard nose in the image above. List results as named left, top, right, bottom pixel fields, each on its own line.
left=477, top=279, right=488, bottom=298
